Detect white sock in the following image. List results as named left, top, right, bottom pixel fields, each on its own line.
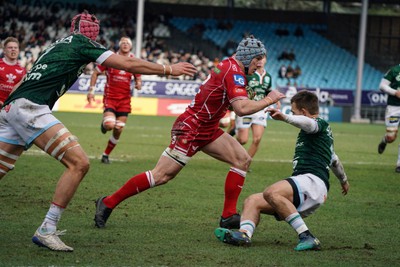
left=285, top=212, right=308, bottom=235
left=240, top=220, right=256, bottom=238
left=40, top=203, right=64, bottom=234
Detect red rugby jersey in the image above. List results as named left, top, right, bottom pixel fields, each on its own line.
left=185, top=56, right=248, bottom=131
left=0, top=58, right=26, bottom=102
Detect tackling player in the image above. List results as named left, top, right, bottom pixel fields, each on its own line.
left=88, top=36, right=142, bottom=164
left=377, top=64, right=400, bottom=172
left=215, top=90, right=350, bottom=251
left=0, top=10, right=197, bottom=252
left=94, top=35, right=286, bottom=231
left=0, top=37, right=26, bottom=108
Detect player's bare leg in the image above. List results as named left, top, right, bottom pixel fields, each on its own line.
left=203, top=132, right=251, bottom=228
left=247, top=124, right=265, bottom=158
left=95, top=152, right=184, bottom=228
left=101, top=115, right=127, bottom=164
left=32, top=124, right=90, bottom=251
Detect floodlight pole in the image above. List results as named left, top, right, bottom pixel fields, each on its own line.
left=352, top=0, right=369, bottom=123
left=134, top=0, right=145, bottom=97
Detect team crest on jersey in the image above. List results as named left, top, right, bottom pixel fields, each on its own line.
left=214, top=67, right=221, bottom=74
left=233, top=74, right=245, bottom=86
left=6, top=73, right=16, bottom=83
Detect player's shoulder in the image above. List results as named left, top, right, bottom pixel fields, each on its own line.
left=392, top=64, right=400, bottom=73
left=315, top=117, right=330, bottom=129
left=71, top=34, right=106, bottom=49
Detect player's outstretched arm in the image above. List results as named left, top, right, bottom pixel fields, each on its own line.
left=267, top=108, right=318, bottom=133
left=102, top=54, right=197, bottom=77
left=330, top=153, right=349, bottom=195
left=232, top=90, right=285, bottom=117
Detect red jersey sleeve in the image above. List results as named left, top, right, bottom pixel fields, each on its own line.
left=95, top=64, right=107, bottom=73
left=222, top=61, right=248, bottom=104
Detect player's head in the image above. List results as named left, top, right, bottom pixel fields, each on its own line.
left=70, top=10, right=100, bottom=41
left=119, top=37, right=132, bottom=53
left=290, top=90, right=319, bottom=116
left=3, top=37, right=20, bottom=61
left=235, top=35, right=266, bottom=74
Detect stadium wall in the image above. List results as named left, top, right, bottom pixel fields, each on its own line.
left=52, top=75, right=390, bottom=123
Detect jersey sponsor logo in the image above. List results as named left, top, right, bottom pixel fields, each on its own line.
left=248, top=80, right=259, bottom=87
left=234, top=87, right=245, bottom=94
left=213, top=67, right=221, bottom=74
left=233, top=74, right=245, bottom=86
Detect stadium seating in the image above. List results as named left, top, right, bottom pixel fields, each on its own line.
left=170, top=17, right=383, bottom=90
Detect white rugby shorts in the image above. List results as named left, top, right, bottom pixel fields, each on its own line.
left=0, top=98, right=61, bottom=149
left=288, top=173, right=328, bottom=218
left=385, top=105, right=400, bottom=128
left=236, top=109, right=267, bottom=129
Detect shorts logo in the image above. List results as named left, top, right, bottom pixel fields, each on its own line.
left=233, top=74, right=245, bottom=86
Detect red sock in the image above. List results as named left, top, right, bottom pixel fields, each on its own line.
left=222, top=168, right=246, bottom=218
left=104, top=171, right=153, bottom=209
left=104, top=138, right=117, bottom=155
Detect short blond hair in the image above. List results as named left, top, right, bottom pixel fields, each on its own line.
left=4, top=37, right=19, bottom=48
left=119, top=37, right=132, bottom=47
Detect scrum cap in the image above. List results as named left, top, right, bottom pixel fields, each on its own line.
left=235, top=35, right=266, bottom=69
left=70, top=10, right=100, bottom=41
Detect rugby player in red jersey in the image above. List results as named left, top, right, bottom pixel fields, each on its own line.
left=94, top=35, right=285, bottom=231
left=88, top=37, right=142, bottom=164
left=0, top=37, right=26, bottom=108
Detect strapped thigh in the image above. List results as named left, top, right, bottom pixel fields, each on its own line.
left=44, top=128, right=80, bottom=160
left=115, top=120, right=126, bottom=130
left=0, top=148, right=19, bottom=174
left=103, top=116, right=116, bottom=126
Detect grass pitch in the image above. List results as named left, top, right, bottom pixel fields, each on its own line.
left=0, top=112, right=399, bottom=267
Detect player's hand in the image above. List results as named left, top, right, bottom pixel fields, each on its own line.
left=395, top=91, right=400, bottom=98
left=341, top=181, right=349, bottom=195
left=266, top=107, right=286, bottom=121
left=87, top=93, right=95, bottom=104
left=265, top=90, right=285, bottom=104
left=170, top=62, right=198, bottom=77
left=275, top=100, right=282, bottom=110
left=135, top=81, right=142, bottom=90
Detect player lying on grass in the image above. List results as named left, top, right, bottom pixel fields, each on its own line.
left=214, top=90, right=350, bottom=251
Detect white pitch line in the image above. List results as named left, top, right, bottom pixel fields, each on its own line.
left=23, top=149, right=393, bottom=166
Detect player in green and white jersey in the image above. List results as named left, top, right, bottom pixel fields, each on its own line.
left=236, top=55, right=280, bottom=160
left=215, top=90, right=349, bottom=251
left=0, top=10, right=197, bottom=252
left=377, top=64, right=400, bottom=172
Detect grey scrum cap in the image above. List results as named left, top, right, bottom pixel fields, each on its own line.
left=235, top=36, right=266, bottom=68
